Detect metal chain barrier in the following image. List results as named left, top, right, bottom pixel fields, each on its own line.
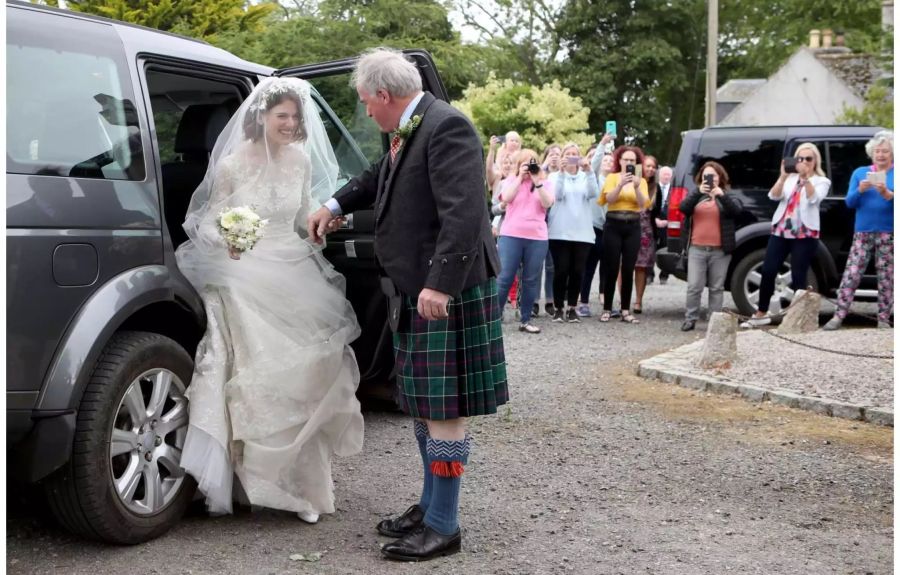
left=721, top=293, right=894, bottom=360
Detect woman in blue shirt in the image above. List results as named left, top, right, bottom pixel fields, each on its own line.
left=824, top=131, right=894, bottom=329
left=547, top=142, right=599, bottom=323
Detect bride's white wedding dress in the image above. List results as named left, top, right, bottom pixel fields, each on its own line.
left=175, top=143, right=364, bottom=517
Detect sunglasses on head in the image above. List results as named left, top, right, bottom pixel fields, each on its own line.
left=796, top=155, right=815, bottom=163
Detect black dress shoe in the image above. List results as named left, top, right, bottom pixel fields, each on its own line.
left=680, top=320, right=696, bottom=332
left=376, top=504, right=425, bottom=538
left=381, top=524, right=461, bottom=562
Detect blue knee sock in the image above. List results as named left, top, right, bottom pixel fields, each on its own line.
left=414, top=421, right=433, bottom=512
left=424, top=435, right=472, bottom=536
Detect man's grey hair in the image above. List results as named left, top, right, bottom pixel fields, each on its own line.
left=352, top=48, right=422, bottom=98
left=865, top=130, right=893, bottom=158
left=659, top=166, right=673, bottom=175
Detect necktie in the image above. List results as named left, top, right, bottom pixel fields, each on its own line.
left=390, top=134, right=402, bottom=164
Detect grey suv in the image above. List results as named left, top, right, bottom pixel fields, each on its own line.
left=7, top=1, right=448, bottom=543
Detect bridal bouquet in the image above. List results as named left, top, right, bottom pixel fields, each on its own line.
left=217, top=206, right=268, bottom=252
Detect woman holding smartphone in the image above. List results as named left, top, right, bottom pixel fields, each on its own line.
left=824, top=130, right=894, bottom=329
left=597, top=145, right=649, bottom=324
left=496, top=149, right=556, bottom=333
left=743, top=142, right=831, bottom=327
left=633, top=155, right=661, bottom=313
left=678, top=162, right=742, bottom=331
left=547, top=142, right=599, bottom=323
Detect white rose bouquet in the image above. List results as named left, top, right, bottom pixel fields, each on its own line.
left=217, top=206, right=268, bottom=253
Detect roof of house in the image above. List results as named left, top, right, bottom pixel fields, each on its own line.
left=716, top=79, right=767, bottom=103
left=812, top=48, right=882, bottom=98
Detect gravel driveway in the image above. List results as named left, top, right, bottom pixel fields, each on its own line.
left=7, top=279, right=893, bottom=574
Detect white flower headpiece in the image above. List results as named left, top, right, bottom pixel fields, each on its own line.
left=249, top=78, right=311, bottom=114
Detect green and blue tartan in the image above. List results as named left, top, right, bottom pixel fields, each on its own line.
left=393, top=278, right=508, bottom=420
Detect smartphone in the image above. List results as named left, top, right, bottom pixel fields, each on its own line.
left=567, top=156, right=581, bottom=166
left=634, top=164, right=643, bottom=182
left=605, top=120, right=617, bottom=137
left=625, top=164, right=635, bottom=175
left=867, top=171, right=886, bottom=185
left=703, top=173, right=715, bottom=189
left=783, top=156, right=798, bottom=174
left=496, top=135, right=506, bottom=144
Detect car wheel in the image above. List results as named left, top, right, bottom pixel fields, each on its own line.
left=730, top=248, right=818, bottom=318
left=45, top=331, right=196, bottom=544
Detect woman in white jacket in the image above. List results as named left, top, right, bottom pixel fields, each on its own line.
left=743, top=142, right=831, bottom=326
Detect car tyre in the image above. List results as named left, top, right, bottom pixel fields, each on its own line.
left=730, top=247, right=818, bottom=318
left=44, top=331, right=196, bottom=544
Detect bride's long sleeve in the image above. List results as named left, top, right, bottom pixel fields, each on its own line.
left=194, top=160, right=236, bottom=251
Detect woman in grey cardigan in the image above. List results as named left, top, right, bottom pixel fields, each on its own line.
left=679, top=161, right=742, bottom=331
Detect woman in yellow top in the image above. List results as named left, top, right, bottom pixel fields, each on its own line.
left=597, top=145, right=650, bottom=324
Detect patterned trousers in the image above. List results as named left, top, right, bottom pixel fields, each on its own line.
left=834, top=232, right=894, bottom=321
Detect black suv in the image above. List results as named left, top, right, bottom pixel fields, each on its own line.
left=7, top=1, right=447, bottom=544
left=657, top=125, right=884, bottom=316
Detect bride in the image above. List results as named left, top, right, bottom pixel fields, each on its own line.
left=175, top=77, right=364, bottom=524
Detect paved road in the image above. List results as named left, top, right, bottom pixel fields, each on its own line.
left=7, top=278, right=893, bottom=574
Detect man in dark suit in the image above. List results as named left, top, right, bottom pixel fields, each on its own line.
left=655, top=165, right=674, bottom=284
left=308, top=48, right=508, bottom=562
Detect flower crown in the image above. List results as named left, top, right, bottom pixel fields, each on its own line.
left=248, top=78, right=311, bottom=114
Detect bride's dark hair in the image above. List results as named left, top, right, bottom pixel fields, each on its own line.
left=243, top=91, right=307, bottom=143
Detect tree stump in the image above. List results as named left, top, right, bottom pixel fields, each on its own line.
left=695, top=312, right=738, bottom=369
left=777, top=289, right=821, bottom=334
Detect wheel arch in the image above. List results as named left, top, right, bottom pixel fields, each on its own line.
left=36, top=265, right=205, bottom=414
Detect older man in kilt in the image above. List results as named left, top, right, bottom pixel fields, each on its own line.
left=308, top=47, right=508, bottom=561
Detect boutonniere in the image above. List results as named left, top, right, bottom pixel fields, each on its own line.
left=393, top=114, right=422, bottom=141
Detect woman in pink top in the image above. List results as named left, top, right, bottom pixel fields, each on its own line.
left=496, top=149, right=556, bottom=333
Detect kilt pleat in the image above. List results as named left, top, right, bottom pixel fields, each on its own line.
left=393, top=278, right=508, bottom=420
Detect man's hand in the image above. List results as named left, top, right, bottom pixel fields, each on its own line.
left=417, top=288, right=451, bottom=321
left=307, top=206, right=342, bottom=244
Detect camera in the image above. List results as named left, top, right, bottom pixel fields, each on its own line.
left=527, top=159, right=540, bottom=175
left=783, top=157, right=798, bottom=174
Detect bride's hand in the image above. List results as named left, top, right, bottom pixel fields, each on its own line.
left=228, top=246, right=241, bottom=260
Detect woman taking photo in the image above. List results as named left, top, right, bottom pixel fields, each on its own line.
left=547, top=142, right=599, bottom=323
left=678, top=161, right=742, bottom=331
left=486, top=131, right=523, bottom=189
left=496, top=149, right=556, bottom=333
left=598, top=145, right=649, bottom=324
left=578, top=152, right=614, bottom=316
left=633, top=154, right=660, bottom=313
left=743, top=143, right=831, bottom=327
left=824, top=130, right=894, bottom=330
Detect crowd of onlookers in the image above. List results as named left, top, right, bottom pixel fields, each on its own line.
left=486, top=129, right=894, bottom=335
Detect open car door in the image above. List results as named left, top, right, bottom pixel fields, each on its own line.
left=274, top=51, right=450, bottom=402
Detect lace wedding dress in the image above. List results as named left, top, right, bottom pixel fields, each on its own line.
left=175, top=143, right=364, bottom=517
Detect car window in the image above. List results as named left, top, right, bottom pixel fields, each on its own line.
left=306, top=75, right=384, bottom=165
left=310, top=95, right=370, bottom=188
left=697, top=131, right=782, bottom=190
left=7, top=9, right=144, bottom=180
left=826, top=140, right=871, bottom=197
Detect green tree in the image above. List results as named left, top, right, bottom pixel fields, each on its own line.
left=838, top=84, right=894, bottom=128
left=553, top=0, right=707, bottom=163
left=455, top=75, right=593, bottom=151
left=41, top=0, right=277, bottom=42
left=718, top=0, right=886, bottom=83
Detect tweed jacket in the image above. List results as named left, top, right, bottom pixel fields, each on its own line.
left=333, top=92, right=500, bottom=297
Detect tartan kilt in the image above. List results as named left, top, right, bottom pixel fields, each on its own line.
left=393, top=278, right=508, bottom=420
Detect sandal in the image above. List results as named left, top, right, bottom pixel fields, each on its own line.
left=633, top=303, right=642, bottom=314
left=599, top=311, right=611, bottom=323
left=621, top=311, right=640, bottom=324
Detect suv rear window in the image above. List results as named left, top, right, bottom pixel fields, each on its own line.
left=7, top=9, right=144, bottom=180
left=696, top=130, right=783, bottom=190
